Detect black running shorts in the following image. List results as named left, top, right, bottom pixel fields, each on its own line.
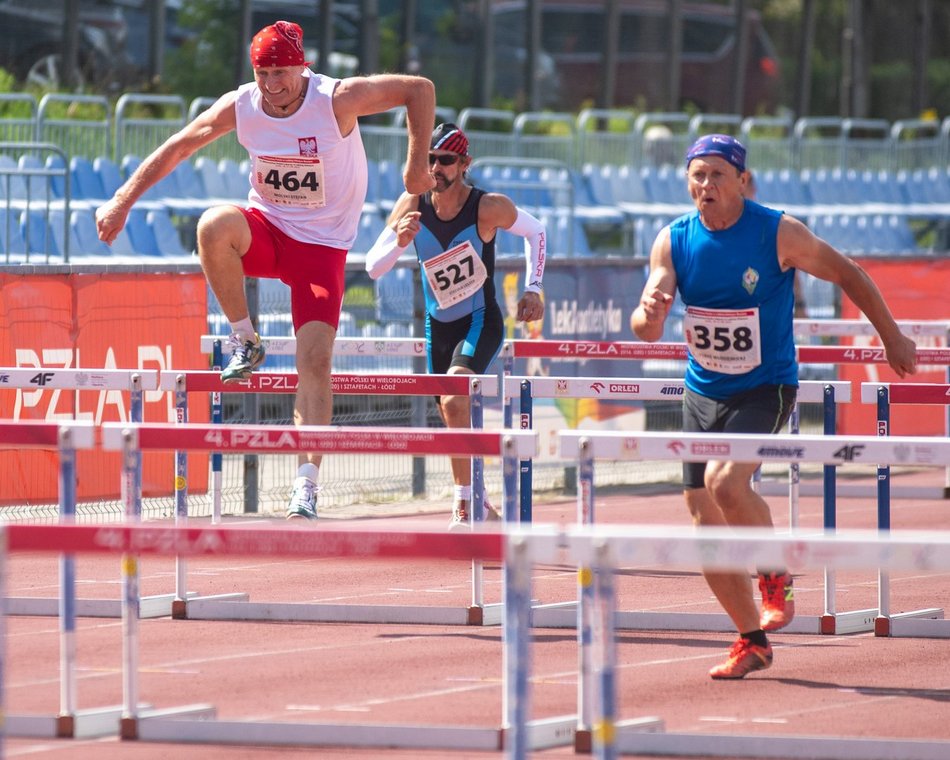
left=681, top=384, right=798, bottom=490
left=426, top=303, right=503, bottom=376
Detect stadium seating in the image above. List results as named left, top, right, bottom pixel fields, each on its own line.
left=374, top=266, right=414, bottom=323
left=147, top=208, right=192, bottom=257
left=69, top=208, right=111, bottom=256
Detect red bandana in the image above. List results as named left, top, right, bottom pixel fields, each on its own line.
left=250, top=20, right=309, bottom=68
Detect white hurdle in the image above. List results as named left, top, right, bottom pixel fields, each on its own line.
left=159, top=371, right=506, bottom=625
left=0, top=420, right=165, bottom=740
left=560, top=429, right=950, bottom=635
left=9, top=518, right=950, bottom=759
left=0, top=369, right=195, bottom=621
left=561, top=523, right=950, bottom=760
left=860, top=381, right=950, bottom=638
left=92, top=423, right=581, bottom=754
left=508, top=377, right=876, bottom=636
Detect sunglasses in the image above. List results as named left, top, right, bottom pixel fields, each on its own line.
left=428, top=153, right=460, bottom=166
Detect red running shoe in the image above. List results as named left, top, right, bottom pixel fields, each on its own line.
left=709, top=638, right=773, bottom=679
left=759, top=572, right=795, bottom=631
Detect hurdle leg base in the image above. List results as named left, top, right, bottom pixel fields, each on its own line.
left=575, top=728, right=592, bottom=753
left=121, top=717, right=138, bottom=740
left=172, top=593, right=253, bottom=620
left=875, top=615, right=891, bottom=637
left=55, top=715, right=74, bottom=738
left=875, top=608, right=944, bottom=637
left=467, top=605, right=483, bottom=626
left=819, top=608, right=878, bottom=635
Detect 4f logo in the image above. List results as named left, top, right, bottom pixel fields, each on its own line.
left=31, top=372, right=55, bottom=386
left=834, top=444, right=865, bottom=462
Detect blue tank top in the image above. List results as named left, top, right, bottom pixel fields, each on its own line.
left=670, top=200, right=797, bottom=399
left=415, top=187, right=496, bottom=322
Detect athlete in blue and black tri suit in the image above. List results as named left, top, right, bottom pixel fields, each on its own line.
left=631, top=133, right=917, bottom=680
left=366, top=123, right=546, bottom=530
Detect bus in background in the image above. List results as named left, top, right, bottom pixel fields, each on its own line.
left=491, top=0, right=781, bottom=115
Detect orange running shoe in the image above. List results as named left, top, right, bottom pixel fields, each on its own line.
left=759, top=572, right=795, bottom=631
left=709, top=638, right=773, bottom=679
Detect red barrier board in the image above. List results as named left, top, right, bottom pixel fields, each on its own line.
left=0, top=272, right=209, bottom=505
left=838, top=259, right=950, bottom=436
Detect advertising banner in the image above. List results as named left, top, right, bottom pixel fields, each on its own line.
left=837, top=259, right=950, bottom=436
left=0, top=272, right=209, bottom=505
left=496, top=261, right=649, bottom=459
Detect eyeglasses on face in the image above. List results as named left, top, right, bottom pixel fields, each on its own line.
left=428, top=153, right=460, bottom=166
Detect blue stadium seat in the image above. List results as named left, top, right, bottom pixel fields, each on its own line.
left=20, top=207, right=54, bottom=255
left=777, top=169, right=811, bottom=206
left=0, top=154, right=29, bottom=202
left=93, top=155, right=124, bottom=197
left=351, top=208, right=385, bottom=254
left=18, top=154, right=53, bottom=201
left=195, top=156, right=241, bottom=202
left=218, top=159, right=249, bottom=199
left=147, top=208, right=191, bottom=257
left=0, top=207, right=27, bottom=257
left=112, top=207, right=157, bottom=256
left=44, top=154, right=68, bottom=199
left=582, top=163, right=616, bottom=206
left=70, top=156, right=107, bottom=202
left=374, top=266, right=414, bottom=323
left=70, top=208, right=111, bottom=256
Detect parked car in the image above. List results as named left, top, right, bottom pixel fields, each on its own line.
left=490, top=0, right=781, bottom=114
left=0, top=0, right=134, bottom=91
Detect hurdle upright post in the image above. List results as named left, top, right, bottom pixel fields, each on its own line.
left=502, top=533, right=531, bottom=760
left=519, top=379, right=533, bottom=522
left=502, top=342, right=514, bottom=429
left=173, top=374, right=188, bottom=611
left=820, top=384, right=839, bottom=633
left=787, top=399, right=801, bottom=527
left=119, top=428, right=141, bottom=740
left=592, top=540, right=618, bottom=760
left=470, top=377, right=485, bottom=610
left=875, top=385, right=892, bottom=635
left=211, top=340, right=224, bottom=523
left=575, top=436, right=596, bottom=753
left=57, top=425, right=78, bottom=736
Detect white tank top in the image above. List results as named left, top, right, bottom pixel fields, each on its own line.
left=234, top=70, right=367, bottom=248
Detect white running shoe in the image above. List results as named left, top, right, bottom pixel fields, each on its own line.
left=448, top=501, right=470, bottom=531
left=286, top=477, right=318, bottom=520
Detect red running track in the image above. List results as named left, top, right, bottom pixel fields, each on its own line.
left=6, top=468, right=950, bottom=759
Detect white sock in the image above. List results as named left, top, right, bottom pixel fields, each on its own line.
left=454, top=484, right=471, bottom=502
left=229, top=317, right=256, bottom=343
left=297, top=462, right=319, bottom=484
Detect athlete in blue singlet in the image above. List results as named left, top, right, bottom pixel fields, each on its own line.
left=366, top=123, right=546, bottom=530
left=631, top=134, right=917, bottom=680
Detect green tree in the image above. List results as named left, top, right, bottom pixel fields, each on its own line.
left=163, top=0, right=242, bottom=102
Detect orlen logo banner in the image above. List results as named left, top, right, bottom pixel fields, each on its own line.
left=837, top=259, right=949, bottom=436
left=0, top=273, right=209, bottom=505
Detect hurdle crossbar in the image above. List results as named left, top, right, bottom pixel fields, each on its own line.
left=101, top=422, right=534, bottom=628
left=501, top=339, right=950, bottom=366
left=158, top=370, right=499, bottom=397
left=6, top=522, right=950, bottom=757
left=199, top=335, right=426, bottom=356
